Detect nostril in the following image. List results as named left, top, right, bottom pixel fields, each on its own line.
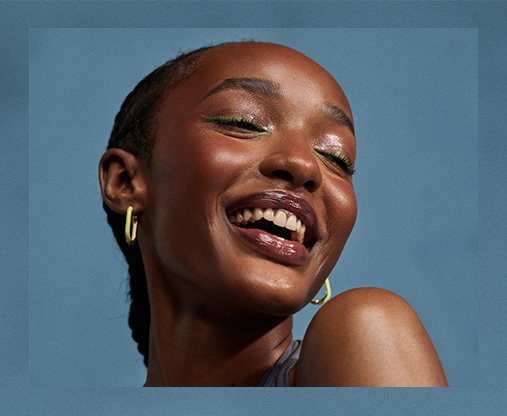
left=271, top=170, right=317, bottom=192
left=273, top=170, right=293, bottom=182
left=304, top=180, right=316, bottom=193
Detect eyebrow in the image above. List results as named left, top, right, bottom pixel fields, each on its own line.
left=323, top=102, right=355, bottom=135
left=201, top=77, right=282, bottom=100
left=201, top=77, right=355, bottom=135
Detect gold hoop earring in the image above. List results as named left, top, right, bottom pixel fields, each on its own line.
left=311, top=278, right=331, bottom=305
left=125, top=205, right=138, bottom=245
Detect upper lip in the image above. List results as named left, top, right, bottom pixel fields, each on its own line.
left=225, top=190, right=318, bottom=247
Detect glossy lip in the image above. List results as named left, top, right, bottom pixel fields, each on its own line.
left=225, top=190, right=319, bottom=265
left=231, top=226, right=310, bottom=266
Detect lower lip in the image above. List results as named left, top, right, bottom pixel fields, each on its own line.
left=231, top=225, right=310, bottom=266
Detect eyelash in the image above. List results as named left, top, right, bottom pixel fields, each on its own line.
left=314, top=148, right=355, bottom=176
left=201, top=116, right=268, bottom=133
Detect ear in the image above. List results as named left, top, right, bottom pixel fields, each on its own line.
left=98, top=148, right=148, bottom=216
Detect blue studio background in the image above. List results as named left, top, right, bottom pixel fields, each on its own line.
left=29, top=28, right=477, bottom=387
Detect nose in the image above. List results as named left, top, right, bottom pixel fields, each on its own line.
left=259, top=133, right=322, bottom=192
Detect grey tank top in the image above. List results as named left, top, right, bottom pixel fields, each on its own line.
left=257, top=340, right=301, bottom=387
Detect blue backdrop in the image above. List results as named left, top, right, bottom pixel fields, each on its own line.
left=29, top=28, right=476, bottom=386
left=2, top=1, right=506, bottom=415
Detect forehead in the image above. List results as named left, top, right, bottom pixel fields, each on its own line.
left=173, top=42, right=352, bottom=117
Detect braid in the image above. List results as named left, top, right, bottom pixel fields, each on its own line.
left=103, top=44, right=224, bottom=366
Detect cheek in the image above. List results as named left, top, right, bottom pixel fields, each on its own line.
left=147, top=134, right=259, bottom=256
left=154, top=132, right=257, bottom=196
left=327, top=181, right=357, bottom=242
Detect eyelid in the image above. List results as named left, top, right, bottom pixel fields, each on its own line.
left=200, top=115, right=269, bottom=133
left=314, top=148, right=355, bottom=176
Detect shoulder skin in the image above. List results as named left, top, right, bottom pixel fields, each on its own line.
left=295, top=287, right=448, bottom=386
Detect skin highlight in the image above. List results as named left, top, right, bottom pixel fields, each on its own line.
left=99, top=42, right=447, bottom=386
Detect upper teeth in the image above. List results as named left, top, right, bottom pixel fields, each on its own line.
left=229, top=207, right=307, bottom=244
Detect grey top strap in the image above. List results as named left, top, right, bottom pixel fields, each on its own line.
left=257, top=340, right=302, bottom=387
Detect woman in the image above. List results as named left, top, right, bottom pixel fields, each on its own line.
left=99, top=41, right=447, bottom=386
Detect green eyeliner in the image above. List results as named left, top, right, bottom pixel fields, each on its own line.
left=314, top=148, right=355, bottom=176
left=201, top=115, right=269, bottom=133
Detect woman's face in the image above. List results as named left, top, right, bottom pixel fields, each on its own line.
left=141, top=42, right=357, bottom=316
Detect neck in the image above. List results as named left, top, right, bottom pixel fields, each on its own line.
left=144, top=298, right=293, bottom=386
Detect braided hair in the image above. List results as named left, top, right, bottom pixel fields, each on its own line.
left=103, top=44, right=222, bottom=366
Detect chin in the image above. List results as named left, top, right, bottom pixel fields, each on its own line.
left=236, top=270, right=313, bottom=316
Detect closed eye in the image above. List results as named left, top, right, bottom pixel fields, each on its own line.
left=314, top=148, right=355, bottom=176
left=201, top=115, right=268, bottom=133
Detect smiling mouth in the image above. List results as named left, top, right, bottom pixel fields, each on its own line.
left=225, top=191, right=318, bottom=265
left=228, top=207, right=307, bottom=246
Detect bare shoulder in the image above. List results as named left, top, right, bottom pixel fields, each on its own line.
left=295, top=287, right=448, bottom=386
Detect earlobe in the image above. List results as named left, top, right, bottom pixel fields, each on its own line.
left=98, top=148, right=147, bottom=215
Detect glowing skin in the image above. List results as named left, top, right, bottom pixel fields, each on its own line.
left=137, top=43, right=356, bottom=385
left=143, top=43, right=356, bottom=319
left=100, top=42, right=447, bottom=386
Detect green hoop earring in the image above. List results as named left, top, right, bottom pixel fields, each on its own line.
left=125, top=205, right=138, bottom=245
left=311, top=278, right=331, bottom=305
